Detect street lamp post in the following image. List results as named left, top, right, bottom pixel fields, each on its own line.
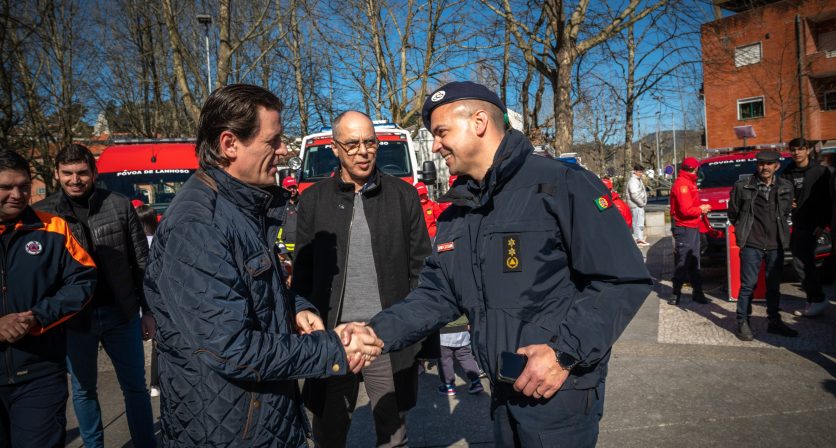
left=197, top=14, right=212, bottom=93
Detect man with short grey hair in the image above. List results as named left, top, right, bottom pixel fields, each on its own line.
left=292, top=110, right=432, bottom=448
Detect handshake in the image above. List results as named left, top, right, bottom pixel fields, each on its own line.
left=0, top=311, right=36, bottom=343
left=294, top=310, right=384, bottom=374
left=334, top=322, right=384, bottom=374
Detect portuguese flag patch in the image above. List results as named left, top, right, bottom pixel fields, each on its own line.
left=594, top=194, right=612, bottom=212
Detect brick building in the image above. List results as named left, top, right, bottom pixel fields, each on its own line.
left=702, top=0, right=836, bottom=149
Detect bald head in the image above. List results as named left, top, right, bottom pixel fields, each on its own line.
left=333, top=110, right=373, bottom=141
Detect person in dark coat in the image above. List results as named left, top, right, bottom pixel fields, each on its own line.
left=340, top=81, right=652, bottom=447
left=143, top=85, right=382, bottom=448
left=727, top=151, right=798, bottom=341
left=34, top=144, right=156, bottom=448
left=0, top=150, right=96, bottom=448
left=292, top=110, right=433, bottom=448
left=781, top=138, right=832, bottom=317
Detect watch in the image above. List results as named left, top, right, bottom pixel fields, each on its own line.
left=555, top=351, right=578, bottom=371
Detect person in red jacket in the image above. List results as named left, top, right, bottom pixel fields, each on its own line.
left=416, top=182, right=441, bottom=239
left=602, top=177, right=632, bottom=228
left=669, top=157, right=711, bottom=305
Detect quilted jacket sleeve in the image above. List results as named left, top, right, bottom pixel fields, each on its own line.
left=156, top=219, right=348, bottom=382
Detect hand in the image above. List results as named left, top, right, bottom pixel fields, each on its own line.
left=513, top=344, right=570, bottom=400
left=335, top=322, right=384, bottom=374
left=141, top=313, right=156, bottom=341
left=295, top=310, right=325, bottom=335
left=792, top=199, right=797, bottom=209
left=699, top=204, right=711, bottom=214
left=0, top=312, right=35, bottom=343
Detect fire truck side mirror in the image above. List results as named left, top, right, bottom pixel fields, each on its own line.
left=419, top=161, right=437, bottom=185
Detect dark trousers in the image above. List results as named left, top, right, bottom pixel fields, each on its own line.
left=790, top=227, right=824, bottom=303
left=311, top=354, right=416, bottom=448
left=438, top=344, right=481, bottom=385
left=492, top=384, right=604, bottom=448
left=737, top=246, right=783, bottom=323
left=672, top=226, right=703, bottom=293
left=0, top=371, right=68, bottom=448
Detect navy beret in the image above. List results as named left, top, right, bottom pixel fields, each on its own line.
left=756, top=151, right=780, bottom=162
left=421, top=81, right=507, bottom=130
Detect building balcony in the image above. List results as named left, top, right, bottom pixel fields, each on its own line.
left=807, top=51, right=836, bottom=78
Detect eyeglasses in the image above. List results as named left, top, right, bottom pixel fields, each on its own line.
left=333, top=138, right=378, bottom=155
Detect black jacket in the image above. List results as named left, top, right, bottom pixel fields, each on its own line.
left=145, top=169, right=348, bottom=447
left=0, top=207, right=96, bottom=384
left=369, top=130, right=652, bottom=423
left=291, top=167, right=433, bottom=412
left=728, top=175, right=793, bottom=250
left=781, top=160, right=832, bottom=229
left=34, top=188, right=148, bottom=322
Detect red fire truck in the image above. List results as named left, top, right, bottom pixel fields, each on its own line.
left=95, top=139, right=198, bottom=214
left=696, top=146, right=831, bottom=263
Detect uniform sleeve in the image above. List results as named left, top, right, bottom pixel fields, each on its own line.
left=126, top=203, right=150, bottom=312
left=154, top=219, right=348, bottom=381
left=369, top=250, right=462, bottom=353
left=548, top=168, right=653, bottom=368
left=675, top=182, right=703, bottom=219
left=29, top=221, right=96, bottom=335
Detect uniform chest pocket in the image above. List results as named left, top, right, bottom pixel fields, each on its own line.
left=480, top=219, right=566, bottom=310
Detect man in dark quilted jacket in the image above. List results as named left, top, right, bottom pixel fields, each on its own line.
left=144, top=84, right=382, bottom=447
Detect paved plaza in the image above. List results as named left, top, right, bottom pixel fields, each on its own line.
left=65, top=234, right=836, bottom=447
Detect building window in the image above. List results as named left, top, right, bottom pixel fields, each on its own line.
left=734, top=43, right=762, bottom=67
left=738, top=97, right=764, bottom=120
left=819, top=30, right=836, bottom=58
left=825, top=91, right=836, bottom=111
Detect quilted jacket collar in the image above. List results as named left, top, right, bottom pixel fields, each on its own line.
left=205, top=168, right=278, bottom=214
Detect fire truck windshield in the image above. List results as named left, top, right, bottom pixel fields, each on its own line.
left=300, top=140, right=412, bottom=181
left=697, top=157, right=791, bottom=189
left=96, top=170, right=194, bottom=211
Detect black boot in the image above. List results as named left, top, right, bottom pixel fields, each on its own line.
left=668, top=293, right=681, bottom=305
left=692, top=291, right=709, bottom=304
left=736, top=320, right=754, bottom=341
left=767, top=319, right=798, bottom=337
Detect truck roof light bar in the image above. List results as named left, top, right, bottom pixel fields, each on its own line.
left=703, top=143, right=786, bottom=154
left=110, top=138, right=196, bottom=144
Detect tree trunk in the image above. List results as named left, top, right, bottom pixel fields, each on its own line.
left=216, top=0, right=231, bottom=89
left=624, top=24, right=636, bottom=182
left=552, top=48, right=574, bottom=151
left=161, top=0, right=201, bottom=122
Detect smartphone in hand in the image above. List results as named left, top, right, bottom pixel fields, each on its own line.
left=497, top=351, right=527, bottom=383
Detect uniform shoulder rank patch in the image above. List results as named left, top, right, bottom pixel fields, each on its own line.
left=594, top=194, right=612, bottom=212
left=503, top=235, right=521, bottom=272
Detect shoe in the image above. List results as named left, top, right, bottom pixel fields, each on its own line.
left=668, top=294, right=680, bottom=306
left=636, top=240, right=650, bottom=247
left=692, top=292, right=709, bottom=304
left=767, top=320, right=799, bottom=337
left=150, top=387, right=160, bottom=397
left=478, top=370, right=487, bottom=379
left=793, top=301, right=828, bottom=318
left=736, top=321, right=754, bottom=341
left=468, top=379, right=484, bottom=394
left=437, top=384, right=456, bottom=396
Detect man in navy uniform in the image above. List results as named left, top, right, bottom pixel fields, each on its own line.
left=341, top=82, right=652, bottom=447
